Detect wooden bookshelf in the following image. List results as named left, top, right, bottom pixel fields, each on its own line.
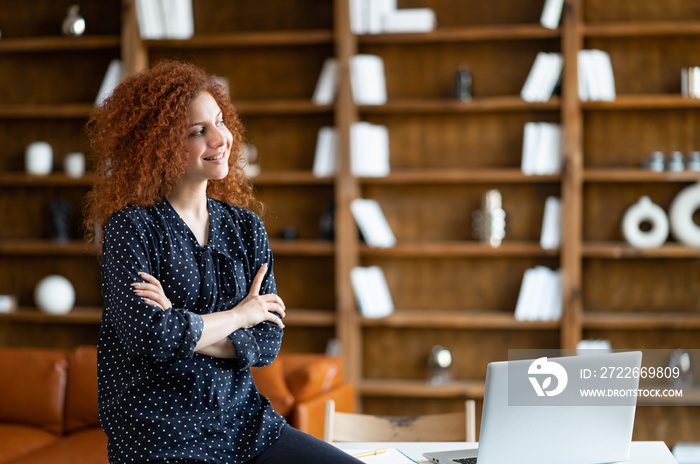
left=1, top=0, right=699, bottom=445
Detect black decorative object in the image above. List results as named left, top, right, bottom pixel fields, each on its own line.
left=318, top=202, right=335, bottom=241
left=454, top=65, right=472, bottom=101
left=279, top=226, right=299, bottom=240
left=49, top=199, right=72, bottom=242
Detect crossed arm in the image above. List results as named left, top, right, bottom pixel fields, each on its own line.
left=131, top=263, right=286, bottom=359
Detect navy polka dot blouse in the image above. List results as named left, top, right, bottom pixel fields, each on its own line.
left=97, top=197, right=286, bottom=463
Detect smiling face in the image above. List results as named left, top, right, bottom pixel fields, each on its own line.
left=180, top=91, right=233, bottom=188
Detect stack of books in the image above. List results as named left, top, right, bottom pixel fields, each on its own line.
left=521, top=52, right=563, bottom=102
left=514, top=266, right=562, bottom=321
left=351, top=266, right=394, bottom=318
left=539, top=0, right=565, bottom=30
left=313, top=127, right=337, bottom=178
left=350, top=122, right=390, bottom=177
left=578, top=49, right=616, bottom=101
left=351, top=198, right=396, bottom=248
left=681, top=67, right=700, bottom=98
left=350, top=0, right=436, bottom=35
left=95, top=59, right=123, bottom=106
left=521, top=122, right=562, bottom=175
left=134, top=0, right=194, bottom=39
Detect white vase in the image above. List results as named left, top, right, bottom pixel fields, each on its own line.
left=64, top=152, right=85, bottom=178
left=25, top=141, right=53, bottom=175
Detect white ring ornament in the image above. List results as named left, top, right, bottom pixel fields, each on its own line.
left=669, top=182, right=700, bottom=248
left=621, top=196, right=669, bottom=249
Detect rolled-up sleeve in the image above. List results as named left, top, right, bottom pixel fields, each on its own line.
left=101, top=211, right=203, bottom=361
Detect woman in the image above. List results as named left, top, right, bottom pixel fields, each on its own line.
left=85, top=61, right=360, bottom=464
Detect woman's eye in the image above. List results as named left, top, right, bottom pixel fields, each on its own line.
left=189, top=129, right=204, bottom=137
left=216, top=120, right=225, bottom=127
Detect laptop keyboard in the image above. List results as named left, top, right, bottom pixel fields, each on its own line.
left=453, top=459, right=477, bottom=464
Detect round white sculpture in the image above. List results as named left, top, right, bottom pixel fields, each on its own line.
left=34, top=275, right=75, bottom=315
left=669, top=182, right=700, bottom=247
left=25, top=141, right=53, bottom=175
left=622, top=196, right=669, bottom=249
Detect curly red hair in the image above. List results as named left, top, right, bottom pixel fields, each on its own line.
left=84, top=61, right=260, bottom=244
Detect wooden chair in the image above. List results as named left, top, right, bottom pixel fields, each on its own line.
left=323, top=399, right=476, bottom=443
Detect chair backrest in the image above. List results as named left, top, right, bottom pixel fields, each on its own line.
left=324, top=399, right=476, bottom=443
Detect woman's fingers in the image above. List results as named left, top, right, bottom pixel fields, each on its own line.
left=248, top=263, right=268, bottom=297
left=132, top=272, right=171, bottom=311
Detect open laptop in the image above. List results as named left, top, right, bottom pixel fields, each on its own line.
left=424, top=351, right=642, bottom=464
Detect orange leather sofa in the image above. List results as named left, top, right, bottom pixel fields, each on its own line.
left=0, top=346, right=355, bottom=464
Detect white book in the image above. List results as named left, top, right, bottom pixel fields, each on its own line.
left=540, top=196, right=561, bottom=250
left=538, top=53, right=563, bottom=102
left=159, top=0, right=175, bottom=38
left=540, top=268, right=562, bottom=321
left=367, top=0, right=394, bottom=34
left=521, top=52, right=555, bottom=102
left=535, top=122, right=562, bottom=174
left=514, top=267, right=542, bottom=321
left=350, top=122, right=390, bottom=177
left=351, top=266, right=394, bottom=318
left=135, top=0, right=163, bottom=39
left=313, top=127, right=337, bottom=178
left=349, top=0, right=368, bottom=34
left=540, top=0, right=565, bottom=30
left=172, top=0, right=194, bottom=39
left=95, top=59, right=123, bottom=106
left=591, top=49, right=616, bottom=101
left=383, top=8, right=436, bottom=33
left=312, top=58, right=339, bottom=105
left=350, top=54, right=387, bottom=105
left=694, top=67, right=700, bottom=98
left=521, top=122, right=541, bottom=175
left=577, top=49, right=591, bottom=101
left=351, top=198, right=396, bottom=248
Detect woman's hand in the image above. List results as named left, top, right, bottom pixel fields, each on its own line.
left=131, top=272, right=172, bottom=311
left=233, top=263, right=286, bottom=329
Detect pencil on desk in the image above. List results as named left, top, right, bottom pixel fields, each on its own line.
left=352, top=448, right=387, bottom=458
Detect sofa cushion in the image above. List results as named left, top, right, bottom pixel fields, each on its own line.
left=64, top=346, right=100, bottom=433
left=6, top=428, right=108, bottom=464
left=0, top=424, right=59, bottom=464
left=0, top=348, right=67, bottom=435
left=251, top=359, right=295, bottom=416
left=284, top=355, right=343, bottom=402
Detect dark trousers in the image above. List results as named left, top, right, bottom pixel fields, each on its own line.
left=247, top=425, right=362, bottom=464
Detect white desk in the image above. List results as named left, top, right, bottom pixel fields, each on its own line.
left=335, top=441, right=677, bottom=464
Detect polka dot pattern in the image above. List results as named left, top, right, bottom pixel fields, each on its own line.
left=98, top=197, right=286, bottom=463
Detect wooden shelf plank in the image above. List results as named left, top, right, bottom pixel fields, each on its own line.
left=361, top=310, right=560, bottom=329
left=358, top=24, right=559, bottom=44
left=360, top=378, right=485, bottom=399
left=0, top=240, right=98, bottom=256
left=284, top=308, right=336, bottom=327
left=582, top=242, right=700, bottom=259
left=234, top=99, right=332, bottom=115
left=0, top=36, right=120, bottom=53
left=0, top=172, right=95, bottom=186
left=584, top=169, right=700, bottom=183
left=360, top=96, right=560, bottom=114
left=144, top=30, right=333, bottom=48
left=269, top=239, right=335, bottom=257
left=359, top=169, right=561, bottom=184
left=0, top=307, right=102, bottom=324
left=584, top=21, right=700, bottom=38
left=0, top=103, right=94, bottom=118
left=360, top=241, right=559, bottom=258
left=582, top=94, right=700, bottom=110
left=583, top=312, right=700, bottom=329
left=250, top=170, right=334, bottom=185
